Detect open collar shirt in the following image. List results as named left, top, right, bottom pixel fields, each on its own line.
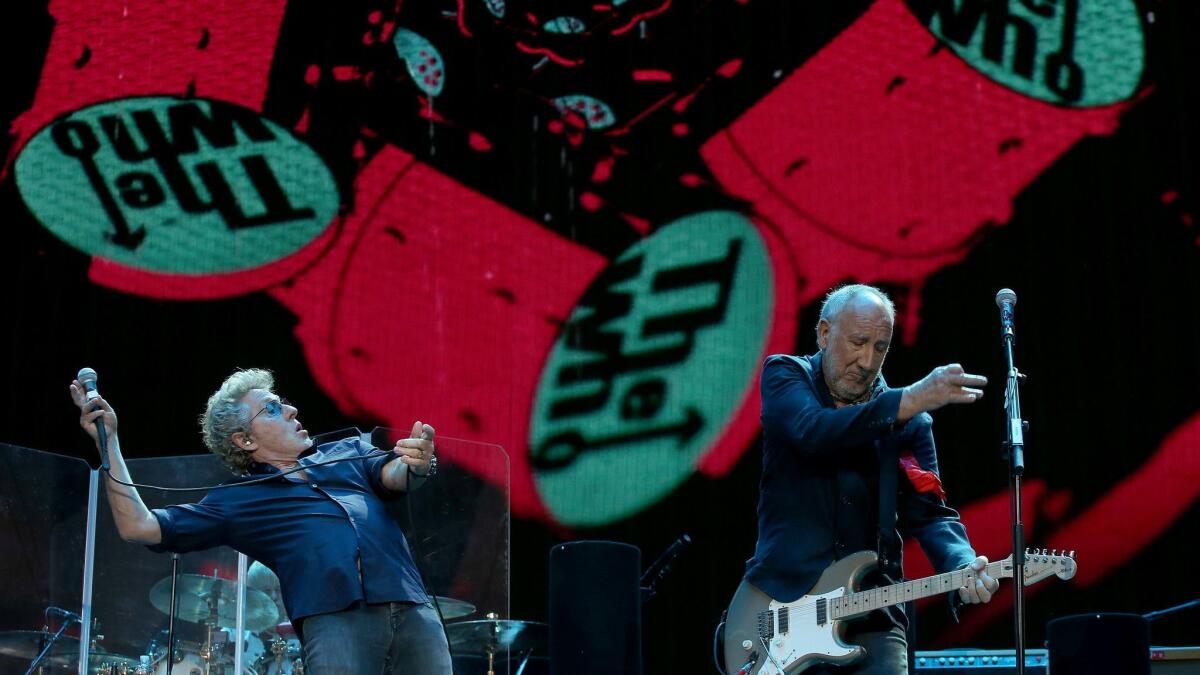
left=149, top=437, right=428, bottom=623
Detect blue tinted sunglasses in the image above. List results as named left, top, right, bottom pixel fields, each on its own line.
left=249, top=398, right=289, bottom=424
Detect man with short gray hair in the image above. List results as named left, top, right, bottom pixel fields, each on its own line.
left=70, top=368, right=453, bottom=674
left=732, top=284, right=997, bottom=673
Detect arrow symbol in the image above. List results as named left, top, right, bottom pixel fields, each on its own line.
left=532, top=407, right=704, bottom=472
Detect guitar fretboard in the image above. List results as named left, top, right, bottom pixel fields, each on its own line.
left=829, top=560, right=1010, bottom=620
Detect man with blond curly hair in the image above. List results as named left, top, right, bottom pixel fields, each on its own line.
left=70, top=368, right=452, bottom=674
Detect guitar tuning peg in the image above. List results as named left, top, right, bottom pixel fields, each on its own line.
left=1069, top=550, right=1075, bottom=558
left=1024, top=547, right=1030, bottom=555
left=1051, top=549, right=1057, bottom=556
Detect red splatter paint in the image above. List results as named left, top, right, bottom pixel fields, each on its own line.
left=456, top=0, right=473, bottom=38
left=671, top=91, right=699, bottom=114
left=515, top=41, right=584, bottom=67
left=606, top=92, right=675, bottom=136
left=633, top=69, right=673, bottom=82
left=332, top=65, right=362, bottom=81
left=295, top=107, right=311, bottom=133
left=304, top=64, right=321, bottom=85
left=619, top=211, right=651, bottom=235
left=579, top=192, right=604, bottom=211
left=416, top=96, right=452, bottom=123
left=610, top=0, right=673, bottom=36
left=468, top=132, right=494, bottom=152
left=717, top=58, right=743, bottom=78
left=591, top=156, right=616, bottom=183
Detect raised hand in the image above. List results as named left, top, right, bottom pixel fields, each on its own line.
left=69, top=379, right=118, bottom=449
left=900, top=364, right=988, bottom=420
left=392, top=420, right=436, bottom=476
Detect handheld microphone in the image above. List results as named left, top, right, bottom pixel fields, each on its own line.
left=995, top=288, right=1017, bottom=339
left=77, top=367, right=110, bottom=471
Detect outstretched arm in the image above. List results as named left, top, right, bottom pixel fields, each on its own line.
left=898, top=364, right=988, bottom=422
left=70, top=380, right=161, bottom=544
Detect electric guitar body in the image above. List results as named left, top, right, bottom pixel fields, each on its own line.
left=723, top=549, right=1076, bottom=675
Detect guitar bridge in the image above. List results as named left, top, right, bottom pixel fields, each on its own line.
left=756, top=609, right=775, bottom=640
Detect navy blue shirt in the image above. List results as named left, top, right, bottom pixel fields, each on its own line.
left=747, top=353, right=975, bottom=628
left=150, top=438, right=428, bottom=623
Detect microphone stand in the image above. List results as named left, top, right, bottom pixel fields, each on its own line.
left=25, top=613, right=78, bottom=675
left=1144, top=598, right=1200, bottom=622
left=641, top=534, right=692, bottom=603
left=1001, top=314, right=1028, bottom=674
left=166, top=553, right=181, bottom=672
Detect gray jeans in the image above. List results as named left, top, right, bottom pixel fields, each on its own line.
left=301, top=601, right=453, bottom=675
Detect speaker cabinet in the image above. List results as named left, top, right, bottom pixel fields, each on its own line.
left=548, top=541, right=642, bottom=675
left=1047, top=612, right=1151, bottom=675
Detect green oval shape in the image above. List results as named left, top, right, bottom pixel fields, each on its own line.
left=530, top=211, right=773, bottom=526
left=909, top=0, right=1143, bottom=106
left=15, top=96, right=338, bottom=274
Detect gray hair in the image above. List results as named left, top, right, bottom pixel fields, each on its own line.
left=817, top=284, right=896, bottom=332
left=200, top=368, right=274, bottom=474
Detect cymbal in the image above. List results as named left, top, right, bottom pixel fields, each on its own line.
left=432, top=596, right=476, bottom=620
left=444, top=620, right=547, bottom=656
left=149, top=573, right=279, bottom=631
left=0, top=630, right=79, bottom=660
left=49, top=650, right=142, bottom=672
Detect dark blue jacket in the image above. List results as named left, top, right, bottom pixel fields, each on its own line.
left=150, top=437, right=428, bottom=623
left=746, top=353, right=975, bottom=628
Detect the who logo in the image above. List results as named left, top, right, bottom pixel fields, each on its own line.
left=909, top=0, right=1144, bottom=106
left=15, top=96, right=338, bottom=276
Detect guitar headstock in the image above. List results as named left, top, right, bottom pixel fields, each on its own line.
left=1021, top=548, right=1077, bottom=585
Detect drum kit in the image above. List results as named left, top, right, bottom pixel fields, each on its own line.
left=1, top=569, right=547, bottom=675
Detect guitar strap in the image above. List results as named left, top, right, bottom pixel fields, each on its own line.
left=876, top=438, right=901, bottom=581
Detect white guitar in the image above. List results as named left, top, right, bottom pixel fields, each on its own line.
left=723, top=548, right=1077, bottom=675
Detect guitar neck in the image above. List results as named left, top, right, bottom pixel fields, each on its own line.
left=830, top=560, right=1010, bottom=620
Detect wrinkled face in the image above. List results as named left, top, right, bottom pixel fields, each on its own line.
left=241, top=389, right=311, bottom=458
left=817, top=294, right=893, bottom=404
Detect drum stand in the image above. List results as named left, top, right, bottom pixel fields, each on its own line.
left=199, top=593, right=226, bottom=675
